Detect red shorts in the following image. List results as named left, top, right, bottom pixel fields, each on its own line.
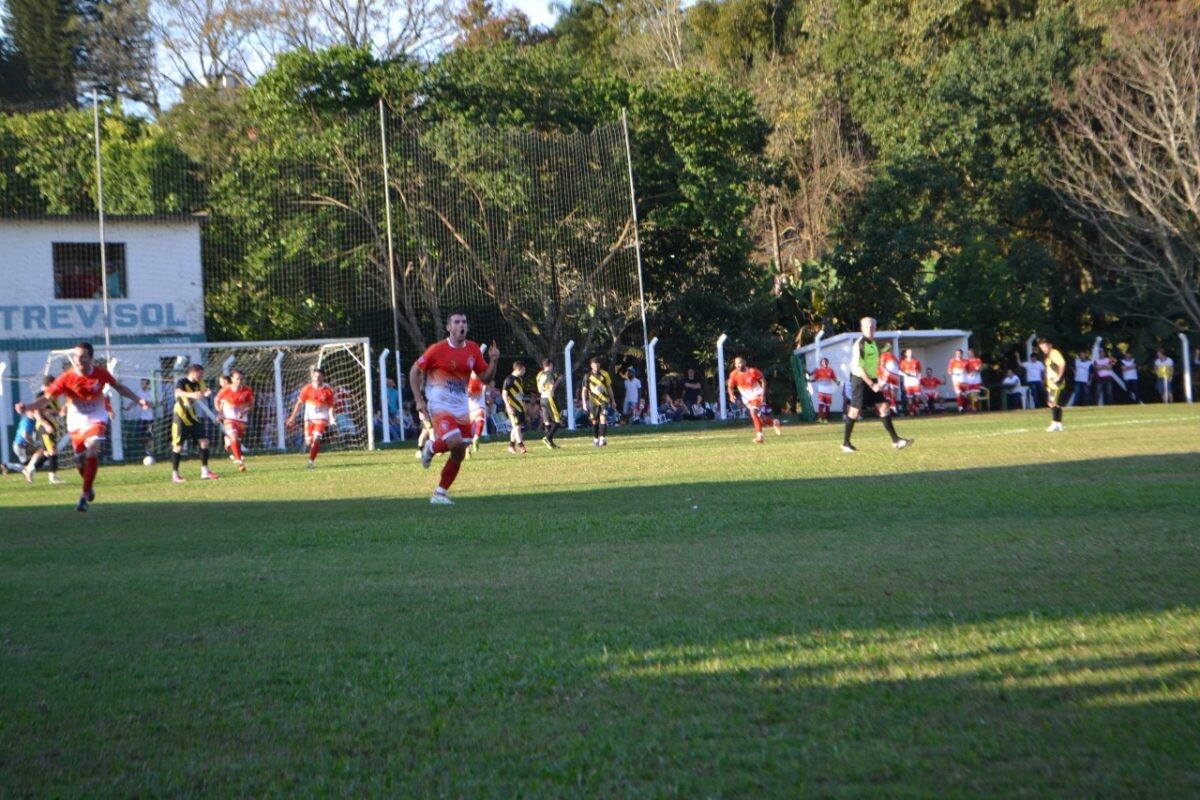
left=224, top=419, right=247, bottom=440
left=305, top=420, right=329, bottom=439
left=905, top=385, right=920, bottom=396
left=433, top=412, right=471, bottom=441
left=817, top=392, right=832, bottom=406
left=952, top=381, right=965, bottom=395
left=70, top=421, right=107, bottom=454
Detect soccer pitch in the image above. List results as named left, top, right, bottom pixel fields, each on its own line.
left=2, top=406, right=1198, bottom=796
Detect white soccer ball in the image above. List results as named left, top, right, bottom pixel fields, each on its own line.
left=143, top=455, right=156, bottom=467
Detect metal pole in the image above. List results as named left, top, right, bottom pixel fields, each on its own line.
left=716, top=333, right=728, bottom=420
left=646, top=336, right=659, bottom=424
left=1180, top=332, right=1194, bottom=404
left=379, top=100, right=403, bottom=397
left=379, top=348, right=391, bottom=444
left=621, top=109, right=650, bottom=369
left=108, top=358, right=124, bottom=461
left=273, top=350, right=287, bottom=451
left=363, top=341, right=376, bottom=450
left=0, top=361, right=10, bottom=467
left=564, top=340, right=576, bottom=431
left=1026, top=333, right=1037, bottom=362
left=92, top=90, right=112, bottom=359
left=395, top=351, right=405, bottom=441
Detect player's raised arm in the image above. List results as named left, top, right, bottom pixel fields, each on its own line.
left=478, top=341, right=501, bottom=383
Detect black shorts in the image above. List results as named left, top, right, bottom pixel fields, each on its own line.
left=507, top=409, right=526, bottom=429
left=850, top=377, right=888, bottom=410
left=588, top=400, right=610, bottom=421
left=1046, top=383, right=1064, bottom=406
left=172, top=418, right=204, bottom=447
left=540, top=397, right=560, bottom=424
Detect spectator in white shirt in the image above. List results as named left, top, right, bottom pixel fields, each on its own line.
left=1001, top=370, right=1024, bottom=410
left=1119, top=350, right=1141, bottom=403
left=1072, top=351, right=1093, bottom=406
left=621, top=367, right=642, bottom=421
left=1020, top=353, right=1045, bottom=409
left=1093, top=348, right=1115, bottom=406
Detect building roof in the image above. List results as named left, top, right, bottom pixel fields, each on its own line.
left=0, top=213, right=206, bottom=224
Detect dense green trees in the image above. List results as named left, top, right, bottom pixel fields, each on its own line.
left=2, top=0, right=1192, bottom=378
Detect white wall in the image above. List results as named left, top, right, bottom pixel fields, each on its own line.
left=0, top=218, right=204, bottom=342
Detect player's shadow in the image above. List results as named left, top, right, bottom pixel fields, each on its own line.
left=1, top=452, right=1197, bottom=795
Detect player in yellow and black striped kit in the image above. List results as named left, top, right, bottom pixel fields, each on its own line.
left=537, top=358, right=564, bottom=449
left=21, top=375, right=65, bottom=484
left=171, top=363, right=218, bottom=482
left=502, top=361, right=528, bottom=455
left=582, top=355, right=616, bottom=447
left=1038, top=337, right=1068, bottom=432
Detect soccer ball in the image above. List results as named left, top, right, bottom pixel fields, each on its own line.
left=143, top=455, right=156, bottom=467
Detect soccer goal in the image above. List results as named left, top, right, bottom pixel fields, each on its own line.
left=39, top=338, right=374, bottom=462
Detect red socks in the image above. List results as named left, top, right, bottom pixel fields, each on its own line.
left=753, top=416, right=763, bottom=434
left=231, top=440, right=243, bottom=461
left=82, top=456, right=98, bottom=494
left=309, top=439, right=321, bottom=461
left=438, top=457, right=461, bottom=490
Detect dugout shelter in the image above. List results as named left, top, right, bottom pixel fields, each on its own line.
left=795, top=329, right=973, bottom=414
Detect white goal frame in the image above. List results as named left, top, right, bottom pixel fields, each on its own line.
left=40, top=338, right=375, bottom=462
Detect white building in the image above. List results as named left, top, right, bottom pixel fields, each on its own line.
left=1, top=215, right=205, bottom=458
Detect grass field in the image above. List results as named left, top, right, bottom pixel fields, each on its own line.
left=2, top=405, right=1198, bottom=796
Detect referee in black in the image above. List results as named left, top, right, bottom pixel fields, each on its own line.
left=842, top=316, right=912, bottom=453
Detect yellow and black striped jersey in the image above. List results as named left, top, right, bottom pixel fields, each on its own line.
left=174, top=377, right=204, bottom=424
left=1044, top=349, right=1066, bottom=387
left=536, top=368, right=557, bottom=399
left=503, top=374, right=525, bottom=413
left=584, top=369, right=615, bottom=405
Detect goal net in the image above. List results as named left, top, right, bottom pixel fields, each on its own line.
left=35, top=339, right=374, bottom=464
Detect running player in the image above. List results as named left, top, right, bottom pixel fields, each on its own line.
left=215, top=369, right=254, bottom=471
left=842, top=318, right=911, bottom=452
left=171, top=363, right=219, bottom=483
left=15, top=341, right=150, bottom=511
left=410, top=310, right=500, bottom=504
left=948, top=349, right=968, bottom=413
left=537, top=358, right=564, bottom=448
left=808, top=357, right=838, bottom=424
left=22, top=375, right=64, bottom=484
left=503, top=361, right=528, bottom=455
left=467, top=373, right=488, bottom=454
left=727, top=356, right=782, bottom=443
left=286, top=367, right=336, bottom=469
left=1039, top=337, right=1067, bottom=432
left=899, top=348, right=922, bottom=416
left=582, top=356, right=617, bottom=447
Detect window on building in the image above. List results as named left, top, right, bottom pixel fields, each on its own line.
left=53, top=243, right=127, bottom=299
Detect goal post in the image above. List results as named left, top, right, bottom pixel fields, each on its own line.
left=38, top=338, right=375, bottom=462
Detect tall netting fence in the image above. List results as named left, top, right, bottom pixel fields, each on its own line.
left=1, top=101, right=646, bottom=458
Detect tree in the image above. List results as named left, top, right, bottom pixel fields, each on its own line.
left=150, top=0, right=269, bottom=89
left=77, top=0, right=159, bottom=110
left=1052, top=2, right=1200, bottom=331
left=1, top=0, right=79, bottom=106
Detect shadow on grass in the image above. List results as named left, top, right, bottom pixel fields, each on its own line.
left=1, top=453, right=1198, bottom=795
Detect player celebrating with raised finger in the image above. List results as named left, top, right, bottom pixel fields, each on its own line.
left=410, top=310, right=500, bottom=505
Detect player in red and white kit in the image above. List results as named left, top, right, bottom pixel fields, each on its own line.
left=467, top=372, right=488, bottom=454
left=286, top=367, right=336, bottom=469
left=16, top=341, right=150, bottom=512
left=727, top=356, right=781, bottom=443
left=964, top=348, right=983, bottom=411
left=215, top=369, right=254, bottom=472
left=899, top=348, right=922, bottom=416
left=948, top=349, right=968, bottom=412
left=410, top=310, right=500, bottom=505
left=808, top=357, right=839, bottom=423
left=878, top=345, right=902, bottom=411
left=919, top=369, right=944, bottom=413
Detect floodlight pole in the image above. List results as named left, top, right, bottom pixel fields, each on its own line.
left=92, top=89, right=112, bottom=359
left=379, top=99, right=404, bottom=427
left=1180, top=332, right=1194, bottom=404
left=564, top=340, right=576, bottom=431
left=716, top=333, right=728, bottom=420
left=107, top=358, right=124, bottom=461
left=621, top=108, right=650, bottom=373
left=379, top=348, right=391, bottom=444
left=646, top=336, right=659, bottom=424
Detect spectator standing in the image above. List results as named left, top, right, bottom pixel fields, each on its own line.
left=1153, top=349, right=1174, bottom=403
left=1093, top=348, right=1115, bottom=406
left=1119, top=350, right=1141, bottom=403
left=681, top=368, right=704, bottom=409
left=1072, top=351, right=1093, bottom=407
left=1001, top=370, right=1024, bottom=410
left=620, top=367, right=642, bottom=422
left=1020, top=352, right=1045, bottom=410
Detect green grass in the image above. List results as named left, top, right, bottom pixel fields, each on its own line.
left=2, top=405, right=1198, bottom=797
